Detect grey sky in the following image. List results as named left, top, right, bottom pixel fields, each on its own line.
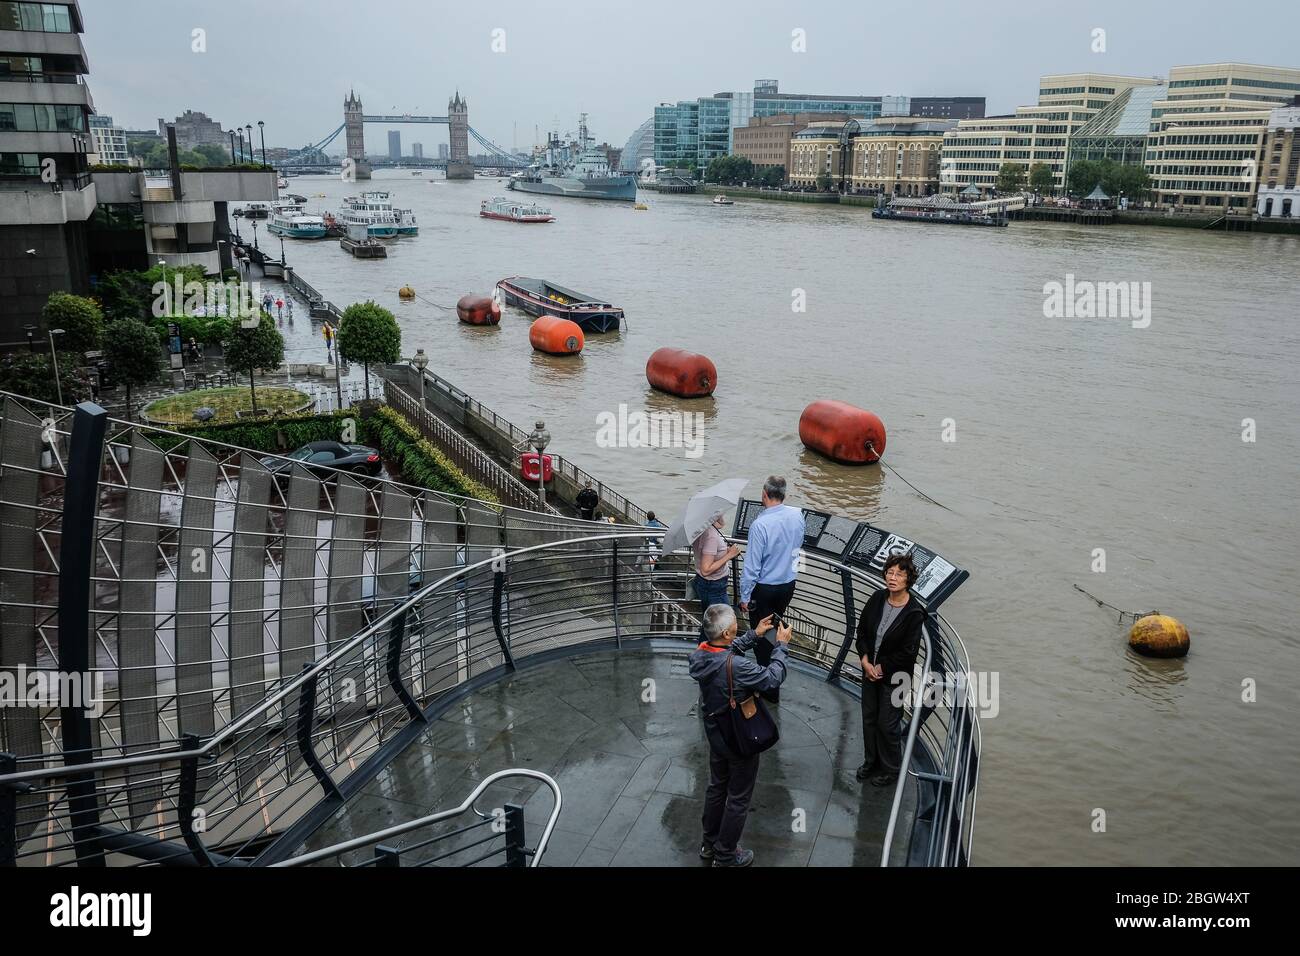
left=83, top=0, right=1298, bottom=152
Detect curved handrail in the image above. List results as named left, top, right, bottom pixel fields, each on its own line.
left=273, top=769, right=562, bottom=868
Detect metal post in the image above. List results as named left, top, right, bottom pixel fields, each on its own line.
left=295, top=663, right=343, bottom=802
left=177, top=733, right=214, bottom=866
left=386, top=610, right=425, bottom=723
left=0, top=752, right=25, bottom=867
left=58, top=401, right=108, bottom=866
left=503, top=803, right=527, bottom=867
left=491, top=567, right=516, bottom=670
left=374, top=844, right=401, bottom=867
left=611, top=539, right=622, bottom=649
left=826, top=568, right=858, bottom=683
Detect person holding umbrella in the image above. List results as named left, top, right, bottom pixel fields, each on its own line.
left=659, top=478, right=748, bottom=614
left=692, top=511, right=741, bottom=614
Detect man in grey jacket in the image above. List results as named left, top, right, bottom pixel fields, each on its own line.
left=688, top=604, right=792, bottom=867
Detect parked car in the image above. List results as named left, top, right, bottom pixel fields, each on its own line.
left=260, top=440, right=382, bottom=480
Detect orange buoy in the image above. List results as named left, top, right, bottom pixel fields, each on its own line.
left=457, top=294, right=501, bottom=325
left=529, top=315, right=584, bottom=355
left=799, top=400, right=886, bottom=464
left=646, top=347, right=717, bottom=398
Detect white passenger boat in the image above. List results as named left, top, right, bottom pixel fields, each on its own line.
left=479, top=196, right=555, bottom=223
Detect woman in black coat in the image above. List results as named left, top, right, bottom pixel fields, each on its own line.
left=854, top=552, right=925, bottom=786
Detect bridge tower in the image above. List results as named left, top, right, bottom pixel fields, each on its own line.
left=446, top=90, right=473, bottom=180
left=343, top=88, right=371, bottom=180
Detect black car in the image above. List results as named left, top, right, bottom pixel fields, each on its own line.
left=261, top=441, right=382, bottom=480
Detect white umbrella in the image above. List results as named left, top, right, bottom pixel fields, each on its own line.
left=660, top=478, right=748, bottom=555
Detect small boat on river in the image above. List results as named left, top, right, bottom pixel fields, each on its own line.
left=495, top=276, right=622, bottom=332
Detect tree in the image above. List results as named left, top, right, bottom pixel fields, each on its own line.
left=1028, top=163, right=1056, bottom=195
left=42, top=292, right=104, bottom=356
left=996, top=162, right=1026, bottom=194
left=1067, top=159, right=1102, bottom=197
left=760, top=165, right=787, bottom=187
left=337, top=301, right=401, bottom=400
left=104, top=319, right=161, bottom=421
left=222, top=312, right=285, bottom=415
left=816, top=172, right=833, bottom=191
left=0, top=352, right=92, bottom=405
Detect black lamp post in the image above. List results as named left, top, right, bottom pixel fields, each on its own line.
left=258, top=120, right=266, bottom=166
left=245, top=124, right=253, bottom=167
left=229, top=130, right=236, bottom=164
left=411, top=348, right=429, bottom=410
left=251, top=219, right=259, bottom=251
left=23, top=324, right=36, bottom=353
left=237, top=129, right=245, bottom=164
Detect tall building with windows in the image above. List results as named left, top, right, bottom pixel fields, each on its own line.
left=411, top=141, right=423, bottom=160
left=0, top=0, right=97, bottom=339
left=157, top=109, right=226, bottom=150
left=655, top=80, right=984, bottom=170
left=88, top=113, right=127, bottom=165
left=940, top=73, right=1161, bottom=195
left=1145, top=63, right=1300, bottom=211
left=732, top=112, right=852, bottom=180
left=788, top=117, right=956, bottom=194
left=387, top=130, right=401, bottom=160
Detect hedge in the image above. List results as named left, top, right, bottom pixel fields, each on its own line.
left=145, top=406, right=499, bottom=506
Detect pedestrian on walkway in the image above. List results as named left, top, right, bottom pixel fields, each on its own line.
left=738, top=475, right=805, bottom=704
left=576, top=481, right=599, bottom=521
left=689, top=605, right=791, bottom=867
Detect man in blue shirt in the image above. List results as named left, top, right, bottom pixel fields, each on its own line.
left=739, top=476, right=805, bottom=702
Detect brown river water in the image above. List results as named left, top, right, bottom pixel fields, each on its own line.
left=249, top=170, right=1300, bottom=865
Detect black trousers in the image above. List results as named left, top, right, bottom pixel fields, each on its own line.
left=860, top=675, right=904, bottom=774
left=747, top=580, right=796, bottom=698
left=701, top=746, right=761, bottom=858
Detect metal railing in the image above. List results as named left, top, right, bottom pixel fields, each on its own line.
left=384, top=377, right=557, bottom=515
left=275, top=769, right=561, bottom=868
left=386, top=363, right=649, bottom=524
left=0, top=392, right=978, bottom=867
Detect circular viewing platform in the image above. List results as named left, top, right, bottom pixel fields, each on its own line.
left=301, top=644, right=914, bottom=867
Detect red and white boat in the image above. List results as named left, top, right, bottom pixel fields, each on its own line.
left=480, top=196, right=555, bottom=223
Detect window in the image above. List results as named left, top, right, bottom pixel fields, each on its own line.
left=0, top=2, right=72, bottom=31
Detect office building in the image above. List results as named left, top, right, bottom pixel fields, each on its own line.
left=732, top=112, right=852, bottom=179
left=788, top=117, right=956, bottom=194
left=619, top=116, right=654, bottom=173
left=1146, top=63, right=1300, bottom=211
left=940, top=73, right=1161, bottom=195
left=655, top=80, right=984, bottom=169
left=0, top=0, right=96, bottom=341
left=1067, top=84, right=1168, bottom=170
left=412, top=141, right=423, bottom=159
left=388, top=130, right=401, bottom=160
left=438, top=142, right=448, bottom=160
left=88, top=113, right=128, bottom=165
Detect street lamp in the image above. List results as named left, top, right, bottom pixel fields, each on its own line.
left=411, top=348, right=429, bottom=413
left=23, top=324, right=36, bottom=353
left=236, top=128, right=245, bottom=164
left=48, top=328, right=65, bottom=405
left=258, top=120, right=266, bottom=167
left=527, top=420, right=550, bottom=510
left=251, top=219, right=259, bottom=251
left=229, top=130, right=237, bottom=165
left=245, top=124, right=254, bottom=167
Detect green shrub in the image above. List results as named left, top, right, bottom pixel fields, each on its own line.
left=42, top=292, right=105, bottom=355
left=154, top=405, right=499, bottom=506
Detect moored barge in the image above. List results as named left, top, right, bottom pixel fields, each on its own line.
left=872, top=195, right=1009, bottom=227
left=495, top=276, right=623, bottom=332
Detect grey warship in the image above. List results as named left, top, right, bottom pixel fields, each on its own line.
left=508, top=114, right=637, bottom=202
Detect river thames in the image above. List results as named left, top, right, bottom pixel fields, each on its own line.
left=255, top=170, right=1300, bottom=865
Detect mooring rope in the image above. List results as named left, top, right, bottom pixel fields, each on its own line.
left=1072, top=584, right=1158, bottom=625
left=410, top=291, right=458, bottom=311
left=867, top=443, right=951, bottom=511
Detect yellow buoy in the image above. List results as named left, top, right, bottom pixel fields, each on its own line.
left=398, top=285, right=415, bottom=300
left=1128, top=614, right=1189, bottom=658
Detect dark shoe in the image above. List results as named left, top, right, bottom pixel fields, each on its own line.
left=712, top=847, right=755, bottom=868
left=761, top=691, right=780, bottom=705
left=870, top=772, right=899, bottom=787
left=855, top=762, right=877, bottom=782
left=699, top=842, right=715, bottom=861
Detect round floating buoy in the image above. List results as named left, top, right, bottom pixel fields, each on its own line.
left=799, top=400, right=887, bottom=465
left=398, top=285, right=416, bottom=300
left=646, top=347, right=717, bottom=398
left=456, top=294, right=501, bottom=326
left=1128, top=614, right=1190, bottom=658
left=529, top=315, right=584, bottom=355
